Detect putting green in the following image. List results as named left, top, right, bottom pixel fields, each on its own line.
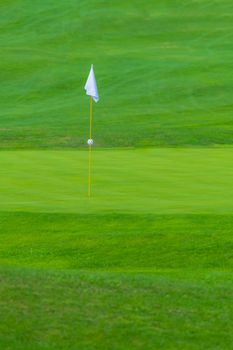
left=1, top=148, right=233, bottom=214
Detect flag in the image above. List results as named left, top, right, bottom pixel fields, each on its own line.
left=84, top=64, right=99, bottom=102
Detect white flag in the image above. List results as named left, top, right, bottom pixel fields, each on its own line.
left=84, top=64, right=99, bottom=102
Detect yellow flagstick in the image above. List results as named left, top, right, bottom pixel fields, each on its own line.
left=88, top=96, right=93, bottom=197
left=85, top=64, right=99, bottom=197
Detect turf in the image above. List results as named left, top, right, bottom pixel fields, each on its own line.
left=0, top=149, right=233, bottom=349
left=0, top=148, right=233, bottom=214
left=0, top=212, right=233, bottom=270
left=1, top=267, right=233, bottom=350
left=1, top=0, right=233, bottom=349
left=1, top=0, right=233, bottom=148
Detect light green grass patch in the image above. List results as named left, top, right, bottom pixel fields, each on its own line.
left=1, top=148, right=233, bottom=214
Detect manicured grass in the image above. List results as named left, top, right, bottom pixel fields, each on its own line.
left=1, top=0, right=233, bottom=148
left=1, top=0, right=233, bottom=348
left=0, top=148, right=233, bottom=348
left=0, top=148, right=233, bottom=214
left=0, top=212, right=233, bottom=270
left=0, top=267, right=233, bottom=350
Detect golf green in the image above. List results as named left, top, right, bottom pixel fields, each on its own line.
left=1, top=148, right=233, bottom=214
left=1, top=0, right=233, bottom=348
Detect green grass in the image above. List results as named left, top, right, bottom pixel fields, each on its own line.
left=1, top=0, right=233, bottom=148
left=1, top=0, right=233, bottom=349
left=1, top=267, right=233, bottom=350
left=0, top=149, right=233, bottom=349
left=0, top=212, right=233, bottom=270
left=0, top=148, right=233, bottom=214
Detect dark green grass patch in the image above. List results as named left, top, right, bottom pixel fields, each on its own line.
left=0, top=267, right=233, bottom=350
left=1, top=212, right=233, bottom=270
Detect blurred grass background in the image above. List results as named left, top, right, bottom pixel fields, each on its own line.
left=1, top=0, right=233, bottom=148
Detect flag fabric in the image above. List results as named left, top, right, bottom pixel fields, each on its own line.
left=84, top=64, right=99, bottom=102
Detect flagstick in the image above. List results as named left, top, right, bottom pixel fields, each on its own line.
left=88, top=96, right=93, bottom=197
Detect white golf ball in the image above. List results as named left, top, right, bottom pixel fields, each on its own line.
left=87, top=139, right=94, bottom=145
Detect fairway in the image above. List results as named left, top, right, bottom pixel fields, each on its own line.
left=1, top=0, right=233, bottom=349
left=1, top=268, right=232, bottom=350
left=1, top=0, right=233, bottom=148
